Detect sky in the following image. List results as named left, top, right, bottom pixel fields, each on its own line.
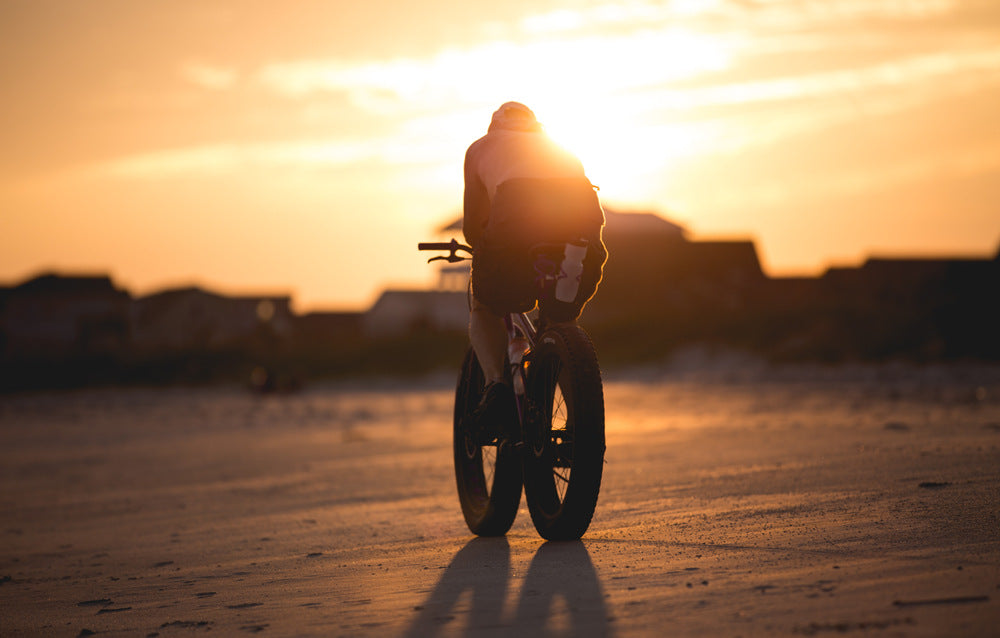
left=2, top=0, right=999, bottom=311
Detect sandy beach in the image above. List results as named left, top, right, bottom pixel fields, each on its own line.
left=1, top=356, right=998, bottom=637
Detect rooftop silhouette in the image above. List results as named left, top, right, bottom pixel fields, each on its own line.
left=2, top=210, right=998, bottom=391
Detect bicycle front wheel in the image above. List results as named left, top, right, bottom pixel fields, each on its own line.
left=523, top=323, right=606, bottom=540
left=453, top=347, right=522, bottom=536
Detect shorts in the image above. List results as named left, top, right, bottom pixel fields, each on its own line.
left=471, top=178, right=607, bottom=322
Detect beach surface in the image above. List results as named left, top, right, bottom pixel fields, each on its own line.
left=2, top=356, right=999, bottom=637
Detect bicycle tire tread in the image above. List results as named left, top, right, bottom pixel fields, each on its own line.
left=524, top=323, right=605, bottom=540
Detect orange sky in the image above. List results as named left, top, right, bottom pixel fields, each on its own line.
left=2, top=0, right=999, bottom=310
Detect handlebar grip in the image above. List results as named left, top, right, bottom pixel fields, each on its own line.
left=417, top=240, right=474, bottom=254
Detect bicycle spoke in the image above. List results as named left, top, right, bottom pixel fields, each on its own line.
left=541, top=366, right=570, bottom=502
left=554, top=393, right=566, bottom=423
left=483, top=446, right=496, bottom=494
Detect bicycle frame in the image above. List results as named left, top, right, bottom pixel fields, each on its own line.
left=419, top=237, right=605, bottom=540
left=509, top=309, right=537, bottom=343
left=417, top=238, right=578, bottom=437
left=506, top=312, right=535, bottom=430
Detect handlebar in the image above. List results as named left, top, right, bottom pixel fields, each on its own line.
left=417, top=238, right=473, bottom=263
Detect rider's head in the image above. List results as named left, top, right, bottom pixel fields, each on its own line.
left=488, top=101, right=542, bottom=133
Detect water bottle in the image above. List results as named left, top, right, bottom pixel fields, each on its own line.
left=555, top=241, right=588, bottom=303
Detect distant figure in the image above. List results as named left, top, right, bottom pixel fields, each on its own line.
left=463, top=101, right=607, bottom=426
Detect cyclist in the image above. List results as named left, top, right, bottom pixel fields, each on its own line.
left=463, top=101, right=607, bottom=438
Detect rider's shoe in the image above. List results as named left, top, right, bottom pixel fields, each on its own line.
left=469, top=381, right=518, bottom=445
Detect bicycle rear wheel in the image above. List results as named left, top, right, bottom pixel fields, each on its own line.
left=453, top=347, right=522, bottom=536
left=523, top=323, right=605, bottom=540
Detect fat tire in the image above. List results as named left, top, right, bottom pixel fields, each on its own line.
left=453, top=347, right=523, bottom=536
left=523, top=323, right=605, bottom=540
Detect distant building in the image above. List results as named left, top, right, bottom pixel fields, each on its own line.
left=387, top=208, right=768, bottom=329
left=130, top=287, right=293, bottom=354
left=585, top=210, right=766, bottom=321
left=364, top=290, right=468, bottom=337
left=358, top=217, right=474, bottom=338
left=291, top=311, right=364, bottom=349
left=0, top=273, right=131, bottom=359
left=3, top=222, right=998, bottom=391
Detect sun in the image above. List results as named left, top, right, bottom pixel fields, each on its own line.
left=532, top=98, right=699, bottom=204
left=513, top=28, right=728, bottom=204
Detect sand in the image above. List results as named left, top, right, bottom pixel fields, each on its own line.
left=1, top=356, right=999, bottom=636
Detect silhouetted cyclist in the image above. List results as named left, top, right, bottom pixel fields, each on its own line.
left=463, top=102, right=607, bottom=438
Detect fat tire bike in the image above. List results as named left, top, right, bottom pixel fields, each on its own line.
left=418, top=239, right=606, bottom=541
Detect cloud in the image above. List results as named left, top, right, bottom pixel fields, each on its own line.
left=94, top=40, right=1000, bottom=187
left=695, top=141, right=1000, bottom=216
left=643, top=46, right=1000, bottom=113
left=179, top=62, right=239, bottom=90
left=94, top=135, right=454, bottom=180
left=248, top=0, right=984, bottom=126
left=89, top=0, right=998, bottom=194
left=256, top=28, right=731, bottom=108
left=518, top=0, right=959, bottom=34
left=746, top=0, right=959, bottom=23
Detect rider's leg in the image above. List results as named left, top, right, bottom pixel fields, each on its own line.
left=469, top=298, right=507, bottom=385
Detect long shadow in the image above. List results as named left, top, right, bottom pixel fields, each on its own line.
left=513, top=540, right=611, bottom=637
left=406, top=537, right=611, bottom=637
left=405, top=537, right=512, bottom=636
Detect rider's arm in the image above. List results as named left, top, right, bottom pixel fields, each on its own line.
left=463, top=144, right=490, bottom=250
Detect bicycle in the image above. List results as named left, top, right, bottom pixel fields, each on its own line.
left=418, top=238, right=606, bottom=541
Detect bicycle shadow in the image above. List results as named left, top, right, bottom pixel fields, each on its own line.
left=406, top=536, right=611, bottom=637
